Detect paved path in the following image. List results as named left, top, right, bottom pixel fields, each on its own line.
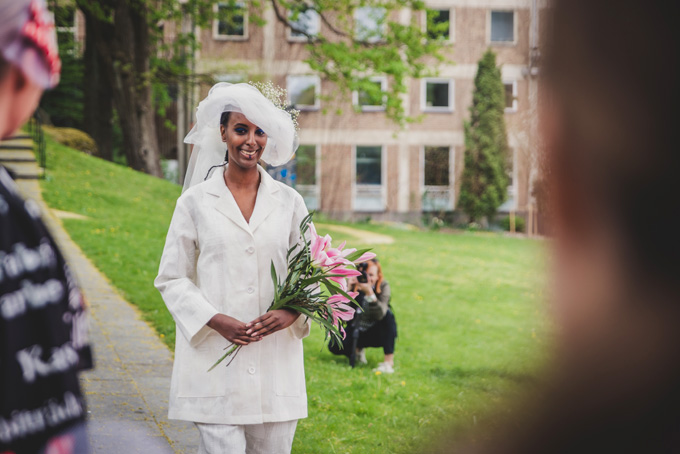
left=315, top=223, right=395, bottom=245
left=7, top=154, right=198, bottom=452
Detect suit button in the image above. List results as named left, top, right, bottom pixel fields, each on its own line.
left=246, top=247, right=254, bottom=254
left=247, top=287, right=254, bottom=294
left=248, top=367, right=256, bottom=375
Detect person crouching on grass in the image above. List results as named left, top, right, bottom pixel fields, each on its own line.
left=329, top=259, right=397, bottom=373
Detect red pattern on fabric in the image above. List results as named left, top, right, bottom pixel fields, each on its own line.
left=20, top=0, right=61, bottom=84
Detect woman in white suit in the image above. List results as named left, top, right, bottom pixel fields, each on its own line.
left=155, top=83, right=310, bottom=454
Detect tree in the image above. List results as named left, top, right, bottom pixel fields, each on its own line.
left=71, top=0, right=445, bottom=176
left=458, top=49, right=510, bottom=224
left=40, top=3, right=84, bottom=129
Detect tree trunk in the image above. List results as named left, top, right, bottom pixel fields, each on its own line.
left=80, top=4, right=114, bottom=161
left=78, top=0, right=162, bottom=176
left=110, top=0, right=162, bottom=176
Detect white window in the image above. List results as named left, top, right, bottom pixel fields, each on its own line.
left=421, top=78, right=454, bottom=112
left=287, top=75, right=320, bottom=110
left=499, top=147, right=517, bottom=211
left=353, top=77, right=387, bottom=111
left=354, top=145, right=386, bottom=211
left=288, top=8, right=320, bottom=41
left=490, top=10, right=515, bottom=44
left=422, top=146, right=454, bottom=211
left=215, top=74, right=246, bottom=83
left=213, top=2, right=248, bottom=40
left=355, top=7, right=386, bottom=43
left=294, top=144, right=320, bottom=210
left=426, top=8, right=453, bottom=41
left=504, top=80, right=518, bottom=112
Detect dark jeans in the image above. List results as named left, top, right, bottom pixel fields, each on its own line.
left=329, top=310, right=397, bottom=356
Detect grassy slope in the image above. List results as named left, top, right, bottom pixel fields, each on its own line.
left=39, top=137, right=547, bottom=453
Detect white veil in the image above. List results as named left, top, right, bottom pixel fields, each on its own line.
left=182, top=82, right=299, bottom=192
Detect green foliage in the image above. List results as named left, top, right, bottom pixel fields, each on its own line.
left=499, top=215, right=526, bottom=233
left=293, top=0, right=447, bottom=126
left=459, top=50, right=510, bottom=222
left=40, top=137, right=548, bottom=453
left=39, top=4, right=83, bottom=128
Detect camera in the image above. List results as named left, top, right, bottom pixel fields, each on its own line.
left=357, top=262, right=369, bottom=284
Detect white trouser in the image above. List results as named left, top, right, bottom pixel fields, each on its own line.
left=195, top=420, right=298, bottom=454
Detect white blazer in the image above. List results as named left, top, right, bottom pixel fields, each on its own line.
left=155, top=165, right=311, bottom=425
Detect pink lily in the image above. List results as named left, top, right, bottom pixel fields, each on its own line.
left=353, top=251, right=377, bottom=264
left=308, top=223, right=332, bottom=267
left=323, top=241, right=357, bottom=267
left=327, top=266, right=362, bottom=286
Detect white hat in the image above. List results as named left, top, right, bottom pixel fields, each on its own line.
left=182, top=82, right=299, bottom=191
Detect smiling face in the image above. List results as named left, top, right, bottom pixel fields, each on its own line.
left=366, top=263, right=380, bottom=287
left=220, top=111, right=267, bottom=170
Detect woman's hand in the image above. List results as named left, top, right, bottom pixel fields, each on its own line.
left=357, top=282, right=374, bottom=295
left=246, top=310, right=300, bottom=338
left=207, top=313, right=260, bottom=345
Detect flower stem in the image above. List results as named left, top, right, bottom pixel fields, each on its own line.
left=207, top=344, right=240, bottom=372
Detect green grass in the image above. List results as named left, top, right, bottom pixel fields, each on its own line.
left=39, top=137, right=548, bottom=453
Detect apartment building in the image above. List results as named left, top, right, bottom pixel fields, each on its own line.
left=185, top=0, right=544, bottom=223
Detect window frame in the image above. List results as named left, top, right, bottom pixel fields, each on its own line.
left=488, top=9, right=517, bottom=45
left=420, top=145, right=455, bottom=211
left=213, top=2, right=249, bottom=41
left=503, top=80, right=518, bottom=113
left=294, top=144, right=321, bottom=210
left=287, top=8, right=321, bottom=42
left=423, top=7, right=455, bottom=43
left=286, top=75, right=321, bottom=111
left=421, top=78, right=455, bottom=113
left=352, top=76, right=388, bottom=112
left=352, top=145, right=387, bottom=212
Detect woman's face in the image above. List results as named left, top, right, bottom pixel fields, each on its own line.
left=220, top=112, right=267, bottom=170
left=366, top=264, right=379, bottom=287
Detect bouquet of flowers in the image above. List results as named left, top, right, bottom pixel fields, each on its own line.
left=209, top=213, right=376, bottom=370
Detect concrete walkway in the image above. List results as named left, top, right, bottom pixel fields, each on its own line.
left=5, top=149, right=198, bottom=452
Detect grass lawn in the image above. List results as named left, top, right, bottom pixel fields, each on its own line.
left=39, top=136, right=548, bottom=453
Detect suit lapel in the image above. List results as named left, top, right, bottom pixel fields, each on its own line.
left=248, top=166, right=281, bottom=233
left=205, top=170, right=252, bottom=234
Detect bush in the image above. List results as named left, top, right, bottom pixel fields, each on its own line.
left=43, top=126, right=98, bottom=156
left=499, top=215, right=526, bottom=233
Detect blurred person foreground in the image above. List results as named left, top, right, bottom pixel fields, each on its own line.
left=427, top=0, right=680, bottom=452
left=1, top=1, right=92, bottom=453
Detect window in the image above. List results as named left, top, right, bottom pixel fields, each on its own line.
left=421, top=78, right=454, bottom=112
left=490, top=11, right=514, bottom=43
left=426, top=9, right=451, bottom=41
left=422, top=146, right=453, bottom=211
left=499, top=147, right=517, bottom=211
left=353, top=77, right=387, bottom=111
left=504, top=81, right=518, bottom=112
left=506, top=148, right=515, bottom=190
left=295, top=144, right=319, bottom=209
left=354, top=146, right=385, bottom=211
left=295, top=145, right=317, bottom=186
left=424, top=146, right=449, bottom=186
left=287, top=75, right=320, bottom=110
left=356, top=146, right=382, bottom=185
left=288, top=8, right=320, bottom=40
left=355, top=7, right=386, bottom=43
left=214, top=2, right=247, bottom=39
